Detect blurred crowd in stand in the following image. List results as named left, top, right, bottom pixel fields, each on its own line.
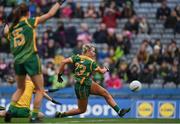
left=0, top=0, right=179, bottom=89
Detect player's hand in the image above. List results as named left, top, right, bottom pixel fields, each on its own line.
left=57, top=73, right=63, bottom=83
left=105, top=66, right=109, bottom=72
left=52, top=99, right=62, bottom=105
left=57, top=0, right=66, bottom=5
left=47, top=88, right=61, bottom=93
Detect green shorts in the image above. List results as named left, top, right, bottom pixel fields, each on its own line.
left=74, top=83, right=91, bottom=99
left=14, top=53, right=42, bottom=76
left=9, top=105, right=30, bottom=118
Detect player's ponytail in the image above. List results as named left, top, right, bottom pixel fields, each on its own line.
left=11, top=3, right=29, bottom=28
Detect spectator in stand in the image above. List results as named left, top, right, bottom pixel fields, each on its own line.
left=61, top=3, right=73, bottom=18
left=93, top=23, right=108, bottom=43
left=106, top=71, right=122, bottom=89
left=0, top=59, right=9, bottom=83
left=97, top=44, right=110, bottom=64
left=124, top=16, right=139, bottom=34
left=106, top=0, right=133, bottom=7
left=117, top=61, right=128, bottom=83
left=146, top=45, right=163, bottom=66
left=109, top=1, right=120, bottom=13
left=153, top=39, right=163, bottom=53
left=168, top=40, right=179, bottom=60
left=165, top=59, right=180, bottom=86
left=65, top=24, right=78, bottom=47
left=66, top=0, right=76, bottom=12
left=40, top=0, right=51, bottom=14
left=156, top=0, right=171, bottom=20
left=98, top=0, right=106, bottom=17
left=37, top=38, right=46, bottom=58
left=158, top=61, right=170, bottom=84
left=106, top=28, right=117, bottom=48
left=121, top=2, right=136, bottom=19
left=43, top=60, right=55, bottom=87
left=102, top=8, right=121, bottom=28
left=73, top=2, right=84, bottom=18
left=139, top=17, right=151, bottom=34
left=34, top=0, right=42, bottom=7
left=84, top=3, right=98, bottom=18
left=29, top=0, right=37, bottom=17
left=164, top=7, right=178, bottom=29
left=140, top=64, right=156, bottom=84
left=116, top=31, right=132, bottom=55
left=175, top=15, right=180, bottom=33
left=77, top=23, right=92, bottom=44
left=0, top=37, right=10, bottom=53
left=73, top=41, right=83, bottom=55
left=0, top=5, right=5, bottom=25
left=46, top=39, right=56, bottom=58
left=127, top=57, right=141, bottom=82
left=53, top=22, right=66, bottom=48
left=137, top=41, right=150, bottom=67
left=174, top=5, right=180, bottom=33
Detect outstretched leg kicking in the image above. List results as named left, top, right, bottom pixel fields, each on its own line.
left=55, top=99, right=88, bottom=117
left=90, top=81, right=130, bottom=117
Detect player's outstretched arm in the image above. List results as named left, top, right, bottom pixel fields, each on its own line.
left=58, top=58, right=72, bottom=75
left=95, top=67, right=108, bottom=74
left=38, top=0, right=66, bottom=24
left=57, top=58, right=72, bottom=82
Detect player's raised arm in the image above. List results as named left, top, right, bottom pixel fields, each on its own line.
left=1, top=24, right=9, bottom=37
left=37, top=0, right=66, bottom=24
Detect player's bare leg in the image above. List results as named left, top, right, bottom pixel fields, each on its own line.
left=0, top=111, right=6, bottom=117
left=90, top=81, right=130, bottom=117
left=55, top=99, right=88, bottom=117
left=5, top=75, right=26, bottom=122
left=30, top=74, right=44, bottom=122
left=11, top=75, right=26, bottom=104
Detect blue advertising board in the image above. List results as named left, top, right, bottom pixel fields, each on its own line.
left=0, top=98, right=179, bottom=118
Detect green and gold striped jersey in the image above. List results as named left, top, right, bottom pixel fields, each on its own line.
left=71, top=55, right=98, bottom=85
left=8, top=17, right=39, bottom=64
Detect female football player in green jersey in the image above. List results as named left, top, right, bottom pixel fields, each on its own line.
left=55, top=44, right=130, bottom=118
left=3, top=0, right=66, bottom=122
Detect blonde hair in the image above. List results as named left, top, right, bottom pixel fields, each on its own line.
left=82, top=43, right=95, bottom=54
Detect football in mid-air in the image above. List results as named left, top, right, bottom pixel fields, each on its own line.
left=129, top=80, right=142, bottom=92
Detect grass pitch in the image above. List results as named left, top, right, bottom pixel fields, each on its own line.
left=0, top=118, right=180, bottom=124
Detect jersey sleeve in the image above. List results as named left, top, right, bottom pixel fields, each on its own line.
left=91, top=61, right=98, bottom=71
left=71, top=55, right=80, bottom=63
left=27, top=17, right=40, bottom=28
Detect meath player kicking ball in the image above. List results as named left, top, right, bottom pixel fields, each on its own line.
left=55, top=44, right=130, bottom=118
left=1, top=77, right=61, bottom=122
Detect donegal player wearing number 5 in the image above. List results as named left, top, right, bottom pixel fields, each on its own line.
left=55, top=44, right=130, bottom=118
left=2, top=0, right=66, bottom=122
